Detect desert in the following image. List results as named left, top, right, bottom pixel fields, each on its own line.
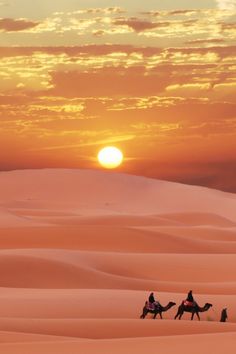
left=0, top=169, right=235, bottom=353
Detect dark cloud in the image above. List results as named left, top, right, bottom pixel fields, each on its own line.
left=169, top=9, right=199, bottom=15
left=113, top=18, right=170, bottom=32
left=113, top=17, right=198, bottom=32
left=0, top=18, right=39, bottom=31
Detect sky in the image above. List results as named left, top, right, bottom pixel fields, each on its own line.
left=0, top=0, right=236, bottom=191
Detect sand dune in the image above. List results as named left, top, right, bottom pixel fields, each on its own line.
left=0, top=169, right=235, bottom=353
left=0, top=225, right=236, bottom=254
left=1, top=333, right=236, bottom=354
left=0, top=330, right=81, bottom=343
left=0, top=249, right=236, bottom=294
left=0, top=169, right=236, bottom=219
left=0, top=319, right=236, bottom=339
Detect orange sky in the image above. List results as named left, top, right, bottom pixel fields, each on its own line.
left=0, top=1, right=236, bottom=191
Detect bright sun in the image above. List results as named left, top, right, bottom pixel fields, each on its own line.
left=98, top=146, right=123, bottom=169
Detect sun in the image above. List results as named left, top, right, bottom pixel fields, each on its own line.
left=97, top=146, right=123, bottom=169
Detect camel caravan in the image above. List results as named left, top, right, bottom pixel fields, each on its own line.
left=140, top=291, right=217, bottom=321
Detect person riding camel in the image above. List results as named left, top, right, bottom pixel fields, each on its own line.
left=184, top=290, right=195, bottom=307
left=147, top=292, right=158, bottom=310
left=149, top=292, right=155, bottom=304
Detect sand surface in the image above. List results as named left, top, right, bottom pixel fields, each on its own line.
left=0, top=169, right=235, bottom=353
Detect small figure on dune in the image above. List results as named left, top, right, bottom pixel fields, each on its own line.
left=149, top=292, right=155, bottom=303
left=220, top=308, right=228, bottom=322
left=184, top=290, right=195, bottom=306
left=148, top=292, right=156, bottom=309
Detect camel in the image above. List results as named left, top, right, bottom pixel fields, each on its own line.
left=140, top=301, right=176, bottom=319
left=174, top=302, right=213, bottom=320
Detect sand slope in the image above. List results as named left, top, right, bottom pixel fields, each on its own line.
left=0, top=169, right=235, bottom=353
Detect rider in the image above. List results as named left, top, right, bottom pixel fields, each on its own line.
left=148, top=292, right=158, bottom=310
left=149, top=292, right=155, bottom=304
left=184, top=290, right=195, bottom=306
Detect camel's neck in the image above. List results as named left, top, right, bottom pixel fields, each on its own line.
left=162, top=303, right=173, bottom=311
left=199, top=305, right=210, bottom=312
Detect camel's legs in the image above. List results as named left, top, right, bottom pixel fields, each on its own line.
left=191, top=312, right=194, bottom=320
left=140, top=308, right=148, bottom=319
left=174, top=310, right=181, bottom=320
left=154, top=312, right=162, bottom=319
left=153, top=312, right=159, bottom=319
left=196, top=312, right=200, bottom=321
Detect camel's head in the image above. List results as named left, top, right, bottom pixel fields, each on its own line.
left=169, top=302, right=176, bottom=306
left=205, top=303, right=213, bottom=308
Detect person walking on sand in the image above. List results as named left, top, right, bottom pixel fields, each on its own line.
left=220, top=308, right=228, bottom=322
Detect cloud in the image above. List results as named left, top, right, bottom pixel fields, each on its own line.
left=185, top=38, right=226, bottom=45
left=169, top=10, right=199, bottom=16
left=0, top=44, right=235, bottom=100
left=30, top=133, right=135, bottom=152
left=166, top=83, right=211, bottom=97
left=113, top=18, right=199, bottom=34
left=113, top=17, right=222, bottom=39
left=0, top=8, right=233, bottom=45
left=216, top=0, right=236, bottom=10
left=0, top=18, right=39, bottom=32
left=0, top=44, right=234, bottom=60
left=140, top=11, right=161, bottom=17
left=214, top=82, right=236, bottom=91
left=0, top=45, right=162, bottom=59
left=113, top=18, right=169, bottom=32
left=76, top=7, right=125, bottom=15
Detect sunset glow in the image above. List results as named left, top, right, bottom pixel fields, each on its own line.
left=0, top=0, right=235, bottom=191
